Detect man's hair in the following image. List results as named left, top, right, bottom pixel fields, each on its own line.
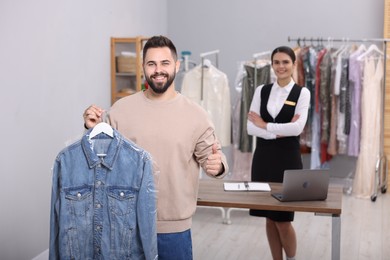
left=143, top=35, right=178, bottom=62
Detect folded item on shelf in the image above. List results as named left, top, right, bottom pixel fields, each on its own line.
left=121, top=51, right=136, bottom=57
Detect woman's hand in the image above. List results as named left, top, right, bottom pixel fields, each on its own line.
left=291, top=114, right=300, bottom=122
left=248, top=111, right=267, bottom=129
left=276, top=114, right=301, bottom=138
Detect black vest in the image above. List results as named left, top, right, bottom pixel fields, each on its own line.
left=256, top=83, right=302, bottom=150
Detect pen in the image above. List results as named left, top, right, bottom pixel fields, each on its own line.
left=244, top=181, right=249, bottom=190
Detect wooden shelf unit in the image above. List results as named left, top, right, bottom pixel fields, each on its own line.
left=110, top=36, right=149, bottom=104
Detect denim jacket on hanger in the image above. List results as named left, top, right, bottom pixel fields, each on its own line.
left=49, top=128, right=157, bottom=260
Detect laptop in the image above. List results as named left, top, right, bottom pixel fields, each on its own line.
left=271, top=169, right=330, bottom=202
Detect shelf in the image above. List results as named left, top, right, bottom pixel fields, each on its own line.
left=116, top=72, right=137, bottom=76
left=110, top=36, right=149, bottom=105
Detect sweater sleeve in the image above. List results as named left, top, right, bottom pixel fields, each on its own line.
left=193, top=116, right=229, bottom=179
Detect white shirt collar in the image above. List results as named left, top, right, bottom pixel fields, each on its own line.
left=273, top=79, right=296, bottom=93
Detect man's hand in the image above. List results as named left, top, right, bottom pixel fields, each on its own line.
left=83, top=104, right=104, bottom=129
left=205, top=143, right=224, bottom=176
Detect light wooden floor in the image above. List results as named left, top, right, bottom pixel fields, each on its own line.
left=192, top=188, right=390, bottom=260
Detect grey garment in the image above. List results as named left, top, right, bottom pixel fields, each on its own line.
left=239, top=64, right=271, bottom=153
left=339, top=56, right=351, bottom=134
left=174, top=70, right=185, bottom=93
left=301, top=47, right=315, bottom=147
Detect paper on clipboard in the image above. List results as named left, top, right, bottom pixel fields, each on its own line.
left=223, top=181, right=271, bottom=192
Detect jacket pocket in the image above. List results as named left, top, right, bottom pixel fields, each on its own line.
left=107, top=186, right=136, bottom=216
left=107, top=186, right=137, bottom=259
left=64, top=185, right=93, bottom=217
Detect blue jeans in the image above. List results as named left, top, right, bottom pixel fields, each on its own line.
left=157, top=229, right=193, bottom=260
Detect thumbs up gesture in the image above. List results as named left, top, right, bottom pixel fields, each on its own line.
left=205, top=143, right=224, bottom=176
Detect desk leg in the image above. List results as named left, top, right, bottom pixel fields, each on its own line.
left=332, top=214, right=341, bottom=260
left=197, top=206, right=226, bottom=223
left=225, top=208, right=249, bottom=225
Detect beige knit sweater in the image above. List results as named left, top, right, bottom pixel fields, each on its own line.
left=109, top=91, right=228, bottom=233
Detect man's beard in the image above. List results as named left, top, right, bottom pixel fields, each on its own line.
left=146, top=71, right=175, bottom=94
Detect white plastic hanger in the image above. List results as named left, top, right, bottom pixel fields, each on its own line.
left=356, top=43, right=367, bottom=53
left=88, top=111, right=113, bottom=140
left=357, top=44, right=384, bottom=61
left=202, top=58, right=212, bottom=68
left=89, top=122, right=113, bottom=139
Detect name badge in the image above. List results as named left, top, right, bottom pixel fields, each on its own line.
left=285, top=100, right=296, bottom=106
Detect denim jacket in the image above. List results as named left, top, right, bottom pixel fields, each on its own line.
left=49, top=129, right=157, bottom=260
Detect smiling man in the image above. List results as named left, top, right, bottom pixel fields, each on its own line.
left=83, top=35, right=229, bottom=260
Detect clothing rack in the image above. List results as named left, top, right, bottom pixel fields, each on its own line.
left=288, top=36, right=390, bottom=46
left=288, top=36, right=389, bottom=201
left=200, top=49, right=220, bottom=101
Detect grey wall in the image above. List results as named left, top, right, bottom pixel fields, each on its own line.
left=0, top=1, right=167, bottom=259
left=167, top=0, right=384, bottom=87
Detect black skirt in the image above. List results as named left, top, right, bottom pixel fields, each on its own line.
left=249, top=139, right=303, bottom=222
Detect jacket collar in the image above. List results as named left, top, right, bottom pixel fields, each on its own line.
left=81, top=129, right=122, bottom=170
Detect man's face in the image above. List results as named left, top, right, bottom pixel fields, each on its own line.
left=143, top=47, right=178, bottom=94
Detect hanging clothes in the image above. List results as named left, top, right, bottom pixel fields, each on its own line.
left=230, top=58, right=272, bottom=180
left=288, top=38, right=387, bottom=200
left=319, top=48, right=334, bottom=163
left=292, top=46, right=302, bottom=84
left=238, top=63, right=271, bottom=152
left=49, top=129, right=157, bottom=260
left=335, top=53, right=350, bottom=154
left=327, top=49, right=340, bottom=156
left=353, top=52, right=384, bottom=198
left=181, top=64, right=232, bottom=147
left=307, top=45, right=325, bottom=169
left=347, top=45, right=366, bottom=156
left=175, top=57, right=197, bottom=93
left=300, top=46, right=314, bottom=149
left=231, top=61, right=252, bottom=181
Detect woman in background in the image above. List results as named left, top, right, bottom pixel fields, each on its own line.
left=247, top=46, right=310, bottom=260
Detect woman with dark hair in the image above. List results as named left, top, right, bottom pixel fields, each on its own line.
left=247, top=46, right=310, bottom=260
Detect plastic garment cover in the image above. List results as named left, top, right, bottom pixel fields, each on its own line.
left=239, top=62, right=271, bottom=153
left=230, top=60, right=272, bottom=180
left=49, top=128, right=158, bottom=260
left=353, top=54, right=383, bottom=199
left=230, top=61, right=253, bottom=181
left=181, top=64, right=231, bottom=147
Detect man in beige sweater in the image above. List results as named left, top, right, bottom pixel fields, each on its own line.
left=84, top=35, right=229, bottom=259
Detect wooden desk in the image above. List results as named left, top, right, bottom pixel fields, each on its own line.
left=197, top=179, right=343, bottom=260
